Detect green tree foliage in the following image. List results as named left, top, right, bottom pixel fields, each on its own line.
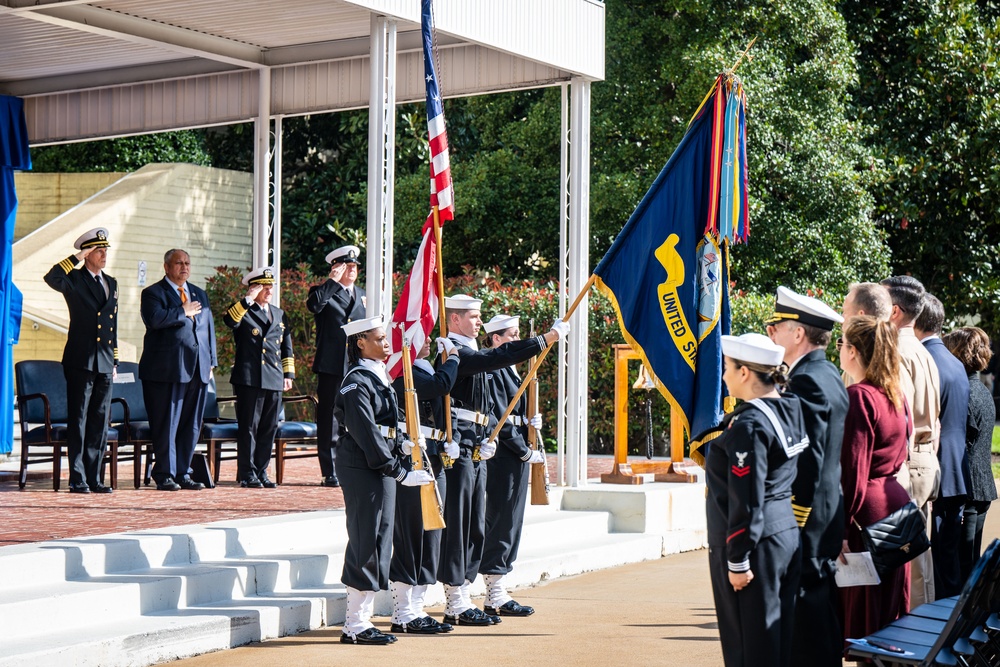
left=30, top=131, right=211, bottom=172
left=839, top=0, right=1000, bottom=335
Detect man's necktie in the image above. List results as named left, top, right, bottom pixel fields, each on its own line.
left=94, top=274, right=107, bottom=299
left=179, top=287, right=187, bottom=304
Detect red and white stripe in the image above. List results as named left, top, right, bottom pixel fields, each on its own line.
left=428, top=112, right=453, bottom=219
left=387, top=227, right=440, bottom=379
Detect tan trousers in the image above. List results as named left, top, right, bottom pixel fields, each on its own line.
left=896, top=447, right=941, bottom=607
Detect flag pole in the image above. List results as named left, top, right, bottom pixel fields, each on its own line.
left=433, top=205, right=455, bottom=467
left=486, top=273, right=597, bottom=444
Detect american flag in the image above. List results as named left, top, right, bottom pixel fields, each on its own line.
left=387, top=0, right=453, bottom=378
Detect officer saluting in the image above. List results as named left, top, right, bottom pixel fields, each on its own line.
left=765, top=287, right=848, bottom=666
left=307, top=245, right=366, bottom=488
left=388, top=335, right=461, bottom=634
left=336, top=316, right=434, bottom=645
left=439, top=295, right=568, bottom=626
left=480, top=314, right=544, bottom=617
left=43, top=227, right=118, bottom=494
left=223, top=267, right=295, bottom=488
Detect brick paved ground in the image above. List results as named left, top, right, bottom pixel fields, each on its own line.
left=0, top=451, right=617, bottom=547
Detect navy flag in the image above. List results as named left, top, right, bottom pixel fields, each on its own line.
left=594, top=74, right=747, bottom=453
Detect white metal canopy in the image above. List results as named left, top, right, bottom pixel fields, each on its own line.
left=0, top=0, right=604, bottom=486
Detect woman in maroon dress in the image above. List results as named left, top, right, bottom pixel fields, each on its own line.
left=838, top=316, right=912, bottom=643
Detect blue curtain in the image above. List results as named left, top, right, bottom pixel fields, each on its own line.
left=0, top=96, right=31, bottom=455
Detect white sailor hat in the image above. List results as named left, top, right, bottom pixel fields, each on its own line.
left=483, top=314, right=520, bottom=334
left=325, top=245, right=361, bottom=265
left=342, top=316, right=385, bottom=337
left=444, top=294, right=483, bottom=310
left=722, top=333, right=786, bottom=367
left=74, top=227, right=110, bottom=250
left=766, top=286, right=844, bottom=331
left=241, top=266, right=276, bottom=286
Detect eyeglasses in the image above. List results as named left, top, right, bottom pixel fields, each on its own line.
left=835, top=337, right=844, bottom=351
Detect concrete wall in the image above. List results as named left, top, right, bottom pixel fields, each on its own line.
left=13, top=172, right=125, bottom=242
left=13, top=163, right=253, bottom=364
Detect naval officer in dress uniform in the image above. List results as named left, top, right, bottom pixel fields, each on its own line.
left=388, top=335, right=461, bottom=635
left=336, top=316, right=434, bottom=645
left=765, top=287, right=848, bottom=667
left=223, top=267, right=295, bottom=488
left=440, top=295, right=568, bottom=626
left=703, top=333, right=809, bottom=667
left=43, top=227, right=118, bottom=493
left=479, top=314, right=544, bottom=617
left=307, top=245, right=367, bottom=488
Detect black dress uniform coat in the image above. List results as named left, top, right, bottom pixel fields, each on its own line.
left=438, top=334, right=546, bottom=587
left=223, top=298, right=295, bottom=483
left=307, top=279, right=367, bottom=479
left=390, top=355, right=459, bottom=586
left=44, top=256, right=119, bottom=488
left=481, top=364, right=534, bottom=577
left=705, top=396, right=808, bottom=667
left=784, top=349, right=849, bottom=667
left=336, top=363, right=408, bottom=592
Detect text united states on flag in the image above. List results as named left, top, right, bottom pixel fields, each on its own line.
left=387, top=0, right=454, bottom=378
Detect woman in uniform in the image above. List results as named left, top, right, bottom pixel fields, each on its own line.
left=335, top=317, right=434, bottom=645
left=705, top=333, right=808, bottom=667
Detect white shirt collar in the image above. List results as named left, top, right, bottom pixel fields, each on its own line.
left=165, top=277, right=188, bottom=293
left=414, top=358, right=434, bottom=375
left=359, top=358, right=390, bottom=386
left=449, top=332, right=478, bottom=351
left=86, top=268, right=102, bottom=281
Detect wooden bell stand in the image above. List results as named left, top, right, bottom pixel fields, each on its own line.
left=601, top=344, right=699, bottom=484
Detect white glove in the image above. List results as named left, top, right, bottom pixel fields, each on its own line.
left=401, top=437, right=427, bottom=456
left=436, top=336, right=457, bottom=356
left=529, top=413, right=543, bottom=431
left=478, top=439, right=497, bottom=461
left=527, top=450, right=545, bottom=464
left=443, top=440, right=460, bottom=459
left=401, top=469, right=434, bottom=487
left=550, top=320, right=570, bottom=340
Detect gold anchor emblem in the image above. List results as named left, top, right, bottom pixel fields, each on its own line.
left=251, top=328, right=260, bottom=336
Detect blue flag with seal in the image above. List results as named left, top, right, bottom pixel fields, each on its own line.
left=594, top=73, right=748, bottom=453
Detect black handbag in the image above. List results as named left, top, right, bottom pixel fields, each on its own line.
left=854, top=500, right=930, bottom=574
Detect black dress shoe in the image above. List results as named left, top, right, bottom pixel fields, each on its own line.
left=178, top=477, right=205, bottom=490
left=339, top=627, right=397, bottom=645
left=321, top=476, right=340, bottom=488
left=68, top=483, right=91, bottom=494
left=89, top=484, right=114, bottom=494
left=390, top=617, right=440, bottom=634
left=156, top=479, right=182, bottom=491
left=485, top=600, right=535, bottom=617
left=424, top=616, right=453, bottom=633
left=259, top=477, right=277, bottom=489
left=444, top=608, right=495, bottom=626
left=240, top=477, right=263, bottom=489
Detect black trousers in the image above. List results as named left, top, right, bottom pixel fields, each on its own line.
left=480, top=454, right=530, bottom=575
left=144, top=377, right=207, bottom=484
left=338, top=461, right=395, bottom=592
left=390, top=454, right=446, bottom=585
left=234, top=384, right=280, bottom=482
left=932, top=495, right=967, bottom=598
left=960, top=500, right=992, bottom=582
left=316, top=372, right=343, bottom=478
left=790, top=559, right=842, bottom=667
left=709, top=527, right=801, bottom=667
left=63, top=366, right=112, bottom=488
left=438, top=451, right=487, bottom=586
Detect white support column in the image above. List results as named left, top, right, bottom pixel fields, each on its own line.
left=365, top=14, right=397, bottom=319
left=252, top=67, right=271, bottom=269
left=566, top=79, right=591, bottom=487
left=557, top=82, right=569, bottom=487
left=271, top=115, right=283, bottom=308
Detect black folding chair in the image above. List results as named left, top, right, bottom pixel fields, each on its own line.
left=200, top=376, right=238, bottom=483
left=109, top=361, right=153, bottom=489
left=273, top=395, right=318, bottom=485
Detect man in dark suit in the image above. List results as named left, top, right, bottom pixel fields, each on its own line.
left=307, top=244, right=366, bottom=487
left=223, top=267, right=295, bottom=488
left=915, top=293, right=969, bottom=598
left=138, top=248, right=216, bottom=491
left=766, top=286, right=849, bottom=667
left=43, top=227, right=119, bottom=494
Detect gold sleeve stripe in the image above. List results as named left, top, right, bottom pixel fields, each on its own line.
left=792, top=503, right=811, bottom=527
left=227, top=301, right=247, bottom=322
left=113, top=348, right=119, bottom=360
left=281, top=358, right=295, bottom=373
left=59, top=258, right=75, bottom=273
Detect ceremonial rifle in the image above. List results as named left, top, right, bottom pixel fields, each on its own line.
left=401, top=336, right=446, bottom=531
left=527, top=319, right=549, bottom=505
left=433, top=206, right=454, bottom=469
